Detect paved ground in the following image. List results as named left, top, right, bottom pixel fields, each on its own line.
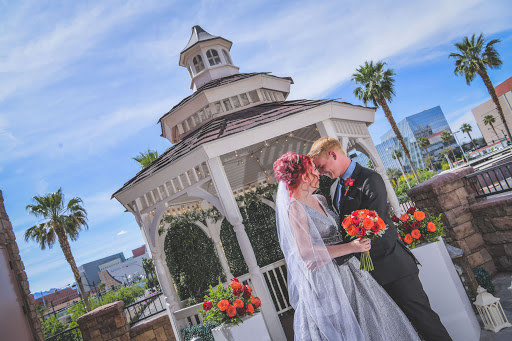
left=480, top=272, right=512, bottom=341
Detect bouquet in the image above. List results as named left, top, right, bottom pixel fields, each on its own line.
left=199, top=277, right=261, bottom=326
left=341, top=209, right=387, bottom=271
left=391, top=206, right=444, bottom=249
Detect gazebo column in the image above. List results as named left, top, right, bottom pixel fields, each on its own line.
left=356, top=137, right=401, bottom=214
left=207, top=218, right=234, bottom=280
left=316, top=119, right=349, bottom=154
left=207, top=157, right=286, bottom=341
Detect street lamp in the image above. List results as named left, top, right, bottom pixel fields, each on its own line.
left=453, top=131, right=469, bottom=163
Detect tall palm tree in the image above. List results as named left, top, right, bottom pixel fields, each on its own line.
left=391, top=149, right=406, bottom=178
left=460, top=123, right=477, bottom=150
left=25, top=189, right=91, bottom=311
left=441, top=131, right=457, bottom=162
left=417, top=137, right=435, bottom=171
left=483, top=114, right=499, bottom=142
left=386, top=168, right=401, bottom=186
left=449, top=33, right=511, bottom=141
left=352, top=61, right=421, bottom=183
left=133, top=149, right=159, bottom=169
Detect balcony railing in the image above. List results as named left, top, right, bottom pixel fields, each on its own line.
left=465, top=161, right=512, bottom=198
left=124, top=291, right=166, bottom=326
left=45, top=325, right=82, bottom=341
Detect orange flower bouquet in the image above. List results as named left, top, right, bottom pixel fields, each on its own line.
left=391, top=207, right=445, bottom=249
left=199, top=277, right=261, bottom=326
left=341, top=209, right=387, bottom=271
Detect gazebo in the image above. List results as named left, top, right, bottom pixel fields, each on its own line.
left=112, top=25, right=401, bottom=341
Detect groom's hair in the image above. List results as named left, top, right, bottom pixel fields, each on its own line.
left=308, top=136, right=344, bottom=159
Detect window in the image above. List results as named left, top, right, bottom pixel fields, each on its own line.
left=249, top=90, right=260, bottom=103
left=206, top=49, right=221, bottom=66
left=223, top=99, right=233, bottom=111
left=193, top=55, right=205, bottom=73
left=214, top=101, right=223, bottom=114
left=231, top=96, right=241, bottom=108
left=222, top=49, right=232, bottom=64
left=240, top=93, right=250, bottom=106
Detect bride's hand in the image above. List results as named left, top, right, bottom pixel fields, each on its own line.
left=350, top=238, right=371, bottom=253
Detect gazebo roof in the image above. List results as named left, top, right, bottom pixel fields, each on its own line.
left=181, top=25, right=232, bottom=54
left=114, top=99, right=365, bottom=198
left=157, top=72, right=293, bottom=123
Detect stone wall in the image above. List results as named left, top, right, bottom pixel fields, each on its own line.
left=407, top=167, right=496, bottom=275
left=130, top=314, right=176, bottom=341
left=0, top=189, right=44, bottom=341
left=77, top=301, right=176, bottom=341
left=470, top=194, right=512, bottom=272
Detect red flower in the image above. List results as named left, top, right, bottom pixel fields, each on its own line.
left=251, top=296, right=261, bottom=309
left=231, top=278, right=239, bottom=283
left=355, top=226, right=366, bottom=237
left=231, top=280, right=242, bottom=291
left=233, top=299, right=244, bottom=308
left=371, top=224, right=380, bottom=233
left=247, top=304, right=255, bottom=314
left=391, top=215, right=400, bottom=223
left=237, top=307, right=246, bottom=316
left=344, top=178, right=355, bottom=187
left=411, top=229, right=421, bottom=239
left=203, top=301, right=213, bottom=311
left=400, top=214, right=409, bottom=222
left=351, top=211, right=358, bottom=217
left=414, top=211, right=426, bottom=221
left=233, top=287, right=242, bottom=296
left=367, top=211, right=376, bottom=218
left=412, top=222, right=421, bottom=229
left=402, top=222, right=411, bottom=232
left=427, top=222, right=436, bottom=232
left=404, top=234, right=413, bottom=244
left=242, top=285, right=252, bottom=299
left=218, top=300, right=229, bottom=311
left=351, top=216, right=360, bottom=226
left=407, top=206, right=416, bottom=214
left=226, top=305, right=237, bottom=317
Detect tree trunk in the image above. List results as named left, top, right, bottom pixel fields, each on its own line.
left=379, top=97, right=421, bottom=183
left=56, top=228, right=91, bottom=311
left=447, top=141, right=457, bottom=163
left=396, top=157, right=407, bottom=180
left=466, top=131, right=477, bottom=150
left=489, top=123, right=499, bottom=142
left=424, top=147, right=435, bottom=171
left=479, top=69, right=512, bottom=143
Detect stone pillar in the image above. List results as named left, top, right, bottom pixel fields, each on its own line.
left=207, top=157, right=286, bottom=341
left=77, top=301, right=130, bottom=341
left=407, top=167, right=495, bottom=274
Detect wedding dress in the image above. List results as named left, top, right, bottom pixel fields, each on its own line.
left=275, top=182, right=420, bottom=341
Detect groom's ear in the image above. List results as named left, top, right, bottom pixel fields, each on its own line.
left=330, top=151, right=337, bottom=160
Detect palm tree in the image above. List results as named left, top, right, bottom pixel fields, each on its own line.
left=441, top=131, right=457, bottom=162
left=483, top=114, right=499, bottom=142
left=449, top=33, right=511, bottom=142
left=391, top=149, right=411, bottom=189
left=25, top=189, right=91, bottom=311
left=133, top=149, right=159, bottom=169
left=352, top=61, right=421, bottom=183
left=417, top=137, right=435, bottom=171
left=386, top=168, right=401, bottom=186
left=460, top=123, right=477, bottom=150
left=142, top=257, right=157, bottom=289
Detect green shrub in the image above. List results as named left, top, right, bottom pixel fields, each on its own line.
left=472, top=267, right=495, bottom=295
left=181, top=322, right=217, bottom=341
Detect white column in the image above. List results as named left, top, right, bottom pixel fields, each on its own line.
left=357, top=137, right=401, bottom=214
left=316, top=119, right=338, bottom=138
left=207, top=218, right=234, bottom=280
left=207, top=156, right=286, bottom=341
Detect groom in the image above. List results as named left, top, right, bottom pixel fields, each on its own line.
left=308, top=136, right=452, bottom=341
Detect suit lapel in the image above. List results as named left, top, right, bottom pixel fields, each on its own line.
left=338, top=163, right=363, bottom=215
left=330, top=179, right=340, bottom=215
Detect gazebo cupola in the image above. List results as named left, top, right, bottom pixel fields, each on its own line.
left=180, top=25, right=239, bottom=91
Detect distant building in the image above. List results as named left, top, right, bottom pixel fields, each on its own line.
left=78, top=253, right=125, bottom=292
left=472, top=76, right=512, bottom=145
left=353, top=106, right=457, bottom=171
left=132, top=245, right=146, bottom=258
left=105, top=252, right=149, bottom=287
left=99, top=270, right=123, bottom=291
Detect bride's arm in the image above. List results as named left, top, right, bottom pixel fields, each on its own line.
left=326, top=239, right=370, bottom=259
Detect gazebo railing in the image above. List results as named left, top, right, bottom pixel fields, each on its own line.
left=465, top=161, right=512, bottom=198
left=174, top=259, right=291, bottom=328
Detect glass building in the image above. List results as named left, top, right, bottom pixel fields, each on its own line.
left=352, top=106, right=457, bottom=172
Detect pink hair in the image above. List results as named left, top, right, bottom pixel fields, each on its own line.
left=273, top=152, right=314, bottom=191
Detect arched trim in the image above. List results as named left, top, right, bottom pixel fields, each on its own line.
left=222, top=49, right=232, bottom=64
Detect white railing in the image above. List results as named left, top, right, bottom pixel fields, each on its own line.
left=173, top=258, right=291, bottom=329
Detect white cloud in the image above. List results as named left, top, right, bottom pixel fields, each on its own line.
left=117, top=230, right=128, bottom=236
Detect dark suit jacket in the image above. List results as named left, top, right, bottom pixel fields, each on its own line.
left=330, top=163, right=418, bottom=285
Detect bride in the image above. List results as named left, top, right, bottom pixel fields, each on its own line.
left=273, top=152, right=420, bottom=341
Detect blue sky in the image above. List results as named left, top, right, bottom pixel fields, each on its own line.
left=2, top=0, right=512, bottom=294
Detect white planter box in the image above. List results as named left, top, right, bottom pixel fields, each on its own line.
left=412, top=239, right=481, bottom=341
left=212, top=313, right=271, bottom=341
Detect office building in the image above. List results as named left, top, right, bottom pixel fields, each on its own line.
left=78, top=253, right=125, bottom=292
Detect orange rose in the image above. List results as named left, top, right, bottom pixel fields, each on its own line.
left=427, top=222, right=436, bottom=232
left=411, top=229, right=421, bottom=239
left=414, top=211, right=426, bottom=221
left=400, top=214, right=409, bottom=222
left=247, top=303, right=254, bottom=314
left=251, top=296, right=262, bottom=308
left=233, top=299, right=244, bottom=308
left=226, top=305, right=237, bottom=317
left=404, top=234, right=413, bottom=244
left=218, top=300, right=229, bottom=311
left=377, top=217, right=386, bottom=229
left=362, top=218, right=374, bottom=229
left=230, top=281, right=242, bottom=290
left=342, top=216, right=352, bottom=228
left=346, top=224, right=357, bottom=236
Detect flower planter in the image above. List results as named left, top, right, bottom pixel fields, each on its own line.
left=211, top=313, right=270, bottom=341
left=411, top=239, right=481, bottom=341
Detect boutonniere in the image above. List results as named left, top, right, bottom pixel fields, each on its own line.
left=344, top=178, right=355, bottom=196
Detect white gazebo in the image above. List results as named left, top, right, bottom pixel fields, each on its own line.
left=112, top=25, right=400, bottom=341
